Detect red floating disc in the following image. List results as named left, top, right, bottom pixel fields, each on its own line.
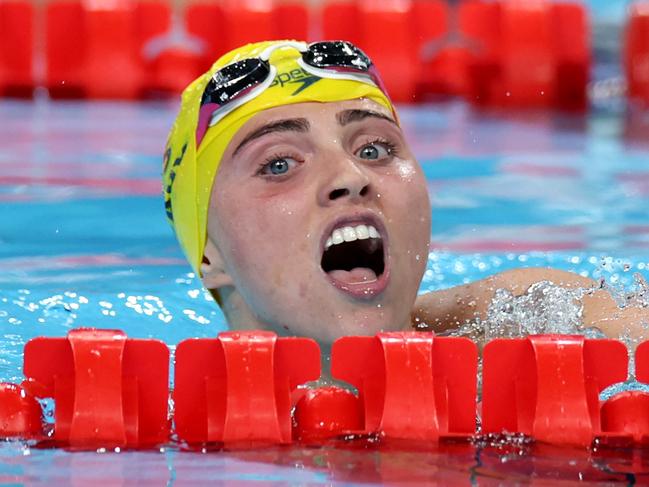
left=293, top=386, right=363, bottom=441
left=0, top=382, right=42, bottom=438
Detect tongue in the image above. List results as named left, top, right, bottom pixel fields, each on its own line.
left=328, top=267, right=378, bottom=284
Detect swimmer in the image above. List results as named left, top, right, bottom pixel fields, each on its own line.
left=163, top=40, right=648, bottom=345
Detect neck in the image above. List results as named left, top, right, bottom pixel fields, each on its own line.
left=219, top=286, right=265, bottom=330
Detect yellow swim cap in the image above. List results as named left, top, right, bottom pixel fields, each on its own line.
left=163, top=40, right=396, bottom=275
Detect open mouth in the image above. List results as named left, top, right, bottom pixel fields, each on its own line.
left=320, top=222, right=388, bottom=297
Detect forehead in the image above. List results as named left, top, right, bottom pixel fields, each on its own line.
left=231, top=98, right=394, bottom=141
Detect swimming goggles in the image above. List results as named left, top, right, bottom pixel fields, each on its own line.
left=196, top=40, right=387, bottom=147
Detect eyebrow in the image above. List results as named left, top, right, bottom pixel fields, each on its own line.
left=336, top=109, right=397, bottom=127
left=233, top=118, right=310, bottom=156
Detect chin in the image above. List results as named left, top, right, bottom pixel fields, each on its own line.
left=315, top=305, right=409, bottom=344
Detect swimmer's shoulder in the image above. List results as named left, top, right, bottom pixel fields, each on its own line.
left=411, top=267, right=595, bottom=333
left=479, top=267, right=595, bottom=291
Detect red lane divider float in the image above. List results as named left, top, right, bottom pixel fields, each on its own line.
left=331, top=332, right=477, bottom=440
left=293, top=386, right=364, bottom=441
left=322, top=0, right=448, bottom=103
left=21, top=328, right=169, bottom=448
left=600, top=340, right=649, bottom=444
left=482, top=335, right=627, bottom=446
left=46, top=0, right=172, bottom=98
left=625, top=2, right=649, bottom=107
left=461, top=0, right=589, bottom=109
left=0, top=382, right=41, bottom=438
left=43, top=0, right=310, bottom=99
left=5, top=329, right=649, bottom=448
left=0, top=0, right=33, bottom=97
left=322, top=0, right=589, bottom=108
left=186, top=2, right=309, bottom=65
left=5, top=0, right=649, bottom=109
left=185, top=1, right=310, bottom=82
left=174, top=331, right=320, bottom=445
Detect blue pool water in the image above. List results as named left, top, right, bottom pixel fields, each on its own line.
left=2, top=94, right=649, bottom=483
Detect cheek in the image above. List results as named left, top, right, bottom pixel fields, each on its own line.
left=393, top=159, right=418, bottom=180
left=406, top=162, right=431, bottom=222
left=409, top=171, right=432, bottom=251
left=212, top=188, right=309, bottom=275
left=385, top=161, right=431, bottom=220
left=383, top=163, right=431, bottom=255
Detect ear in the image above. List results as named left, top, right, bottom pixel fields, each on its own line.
left=201, top=237, right=235, bottom=290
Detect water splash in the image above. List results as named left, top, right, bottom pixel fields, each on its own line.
left=443, top=274, right=649, bottom=346
left=484, top=281, right=587, bottom=340
left=440, top=274, right=649, bottom=402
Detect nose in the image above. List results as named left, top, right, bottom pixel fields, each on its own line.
left=318, top=155, right=372, bottom=206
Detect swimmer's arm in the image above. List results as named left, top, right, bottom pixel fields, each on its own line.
left=411, top=267, right=644, bottom=339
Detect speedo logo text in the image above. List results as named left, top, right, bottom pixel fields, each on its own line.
left=271, top=68, right=321, bottom=96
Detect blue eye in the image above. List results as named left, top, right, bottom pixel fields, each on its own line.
left=269, top=159, right=290, bottom=174
left=356, top=141, right=393, bottom=160
left=259, top=156, right=298, bottom=176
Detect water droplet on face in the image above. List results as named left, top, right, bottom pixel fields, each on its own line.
left=396, top=161, right=415, bottom=179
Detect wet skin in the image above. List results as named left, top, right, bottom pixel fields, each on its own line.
left=201, top=100, right=649, bottom=344
left=203, top=99, right=431, bottom=344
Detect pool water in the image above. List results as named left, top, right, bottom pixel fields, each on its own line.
left=2, top=96, right=649, bottom=483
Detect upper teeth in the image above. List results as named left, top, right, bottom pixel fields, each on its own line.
left=325, top=224, right=381, bottom=250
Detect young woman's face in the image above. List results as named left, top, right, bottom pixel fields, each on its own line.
left=207, top=99, right=431, bottom=343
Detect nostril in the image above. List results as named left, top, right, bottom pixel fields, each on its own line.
left=329, top=188, right=349, bottom=200
left=328, top=185, right=370, bottom=201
